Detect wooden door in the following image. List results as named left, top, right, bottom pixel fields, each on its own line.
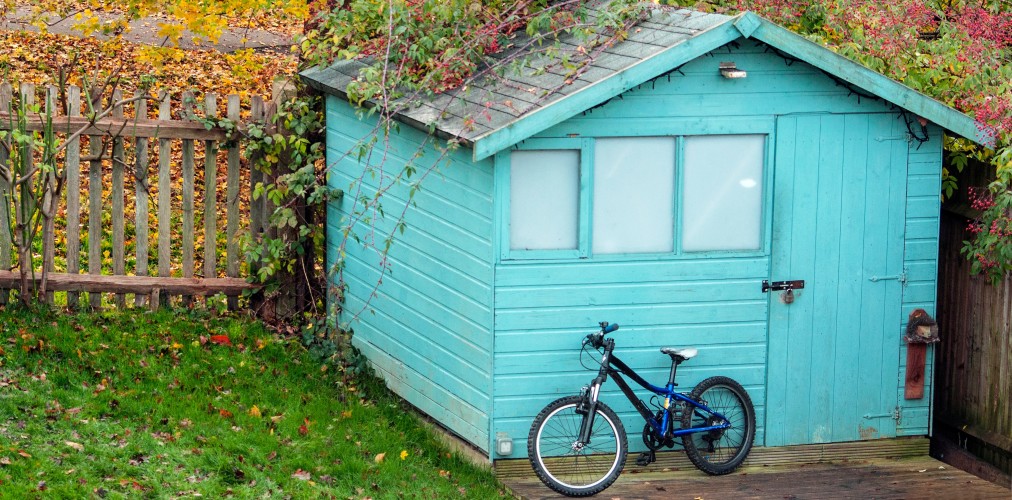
left=765, top=113, right=907, bottom=446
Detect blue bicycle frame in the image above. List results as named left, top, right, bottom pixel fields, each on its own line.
left=577, top=335, right=729, bottom=447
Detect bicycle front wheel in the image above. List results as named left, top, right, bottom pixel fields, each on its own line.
left=681, top=376, right=755, bottom=475
left=528, top=395, right=627, bottom=497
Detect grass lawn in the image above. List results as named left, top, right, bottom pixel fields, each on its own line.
left=0, top=307, right=507, bottom=498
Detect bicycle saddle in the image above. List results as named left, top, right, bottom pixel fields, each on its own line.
left=660, top=347, right=697, bottom=361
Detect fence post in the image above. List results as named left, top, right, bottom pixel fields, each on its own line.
left=65, top=85, right=82, bottom=310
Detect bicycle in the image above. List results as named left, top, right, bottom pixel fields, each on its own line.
left=527, top=321, right=756, bottom=497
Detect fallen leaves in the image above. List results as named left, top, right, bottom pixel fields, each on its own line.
left=248, top=405, right=261, bottom=418
left=291, top=469, right=311, bottom=481
left=374, top=452, right=385, bottom=463
left=65, top=441, right=85, bottom=452
left=209, top=335, right=232, bottom=347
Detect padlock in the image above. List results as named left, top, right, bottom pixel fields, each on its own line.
left=781, top=288, right=794, bottom=304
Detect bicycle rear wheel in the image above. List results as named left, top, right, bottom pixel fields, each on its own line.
left=680, top=376, right=755, bottom=475
left=528, top=395, right=627, bottom=496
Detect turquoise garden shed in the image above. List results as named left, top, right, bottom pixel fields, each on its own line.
left=303, top=7, right=991, bottom=461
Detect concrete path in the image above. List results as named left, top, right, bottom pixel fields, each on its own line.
left=0, top=5, right=292, bottom=52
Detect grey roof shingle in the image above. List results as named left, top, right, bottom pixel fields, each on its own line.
left=301, top=5, right=730, bottom=146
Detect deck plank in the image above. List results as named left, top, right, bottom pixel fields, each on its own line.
left=503, top=452, right=1010, bottom=499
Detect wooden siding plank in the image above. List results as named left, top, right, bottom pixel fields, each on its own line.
left=830, top=113, right=870, bottom=442
left=906, top=219, right=939, bottom=240
left=494, top=280, right=759, bottom=309
left=494, top=301, right=767, bottom=332
left=495, top=322, right=767, bottom=353
left=907, top=196, right=940, bottom=219
left=495, top=258, right=768, bottom=286
left=811, top=114, right=844, bottom=442
left=133, top=94, right=150, bottom=307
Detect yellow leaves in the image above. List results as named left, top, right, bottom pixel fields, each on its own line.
left=374, top=452, right=385, bottom=463
left=341, top=410, right=352, bottom=419
left=399, top=450, right=408, bottom=460
left=156, top=22, right=186, bottom=47
left=248, top=405, right=261, bottom=418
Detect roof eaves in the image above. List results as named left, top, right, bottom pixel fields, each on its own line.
left=737, top=12, right=991, bottom=147
left=469, top=14, right=744, bottom=162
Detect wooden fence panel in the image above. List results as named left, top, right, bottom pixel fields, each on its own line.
left=133, top=94, right=149, bottom=307
left=66, top=85, right=82, bottom=310
left=157, top=91, right=173, bottom=308
left=181, top=91, right=196, bottom=306
left=87, top=87, right=103, bottom=310
left=112, top=89, right=126, bottom=308
left=0, top=81, right=267, bottom=308
left=0, top=83, right=11, bottom=305
left=937, top=210, right=1012, bottom=473
left=226, top=94, right=241, bottom=309
left=203, top=94, right=217, bottom=290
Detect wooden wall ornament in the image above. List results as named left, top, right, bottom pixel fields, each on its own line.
left=904, top=309, right=939, bottom=400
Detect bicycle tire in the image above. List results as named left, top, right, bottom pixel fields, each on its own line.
left=680, top=376, right=755, bottom=475
left=528, top=395, right=627, bottom=496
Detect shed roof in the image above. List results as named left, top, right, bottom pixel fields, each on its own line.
left=302, top=6, right=990, bottom=161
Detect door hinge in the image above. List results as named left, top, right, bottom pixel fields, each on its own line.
left=868, top=272, right=907, bottom=284
left=863, top=407, right=901, bottom=421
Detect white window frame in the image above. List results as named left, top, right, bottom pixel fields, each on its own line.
left=497, top=121, right=773, bottom=262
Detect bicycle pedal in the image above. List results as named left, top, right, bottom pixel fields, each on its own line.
left=635, top=451, right=655, bottom=466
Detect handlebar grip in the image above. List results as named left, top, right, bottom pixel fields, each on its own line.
left=603, top=323, right=619, bottom=334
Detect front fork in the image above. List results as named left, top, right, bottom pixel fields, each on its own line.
left=576, top=379, right=603, bottom=446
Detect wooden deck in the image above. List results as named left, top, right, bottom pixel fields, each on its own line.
left=500, top=441, right=1012, bottom=499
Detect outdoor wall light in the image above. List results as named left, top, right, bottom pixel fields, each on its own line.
left=495, top=432, right=514, bottom=456
left=720, top=61, right=747, bottom=79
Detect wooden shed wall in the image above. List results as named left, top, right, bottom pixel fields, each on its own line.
left=325, top=96, right=496, bottom=451
left=897, top=125, right=943, bottom=436
left=491, top=39, right=941, bottom=456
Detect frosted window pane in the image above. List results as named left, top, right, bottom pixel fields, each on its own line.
left=510, top=150, right=580, bottom=250
left=682, top=135, right=765, bottom=251
left=593, top=138, right=675, bottom=254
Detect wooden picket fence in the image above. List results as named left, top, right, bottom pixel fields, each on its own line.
left=0, top=80, right=286, bottom=309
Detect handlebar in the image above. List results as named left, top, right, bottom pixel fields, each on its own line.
left=586, top=321, right=619, bottom=348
